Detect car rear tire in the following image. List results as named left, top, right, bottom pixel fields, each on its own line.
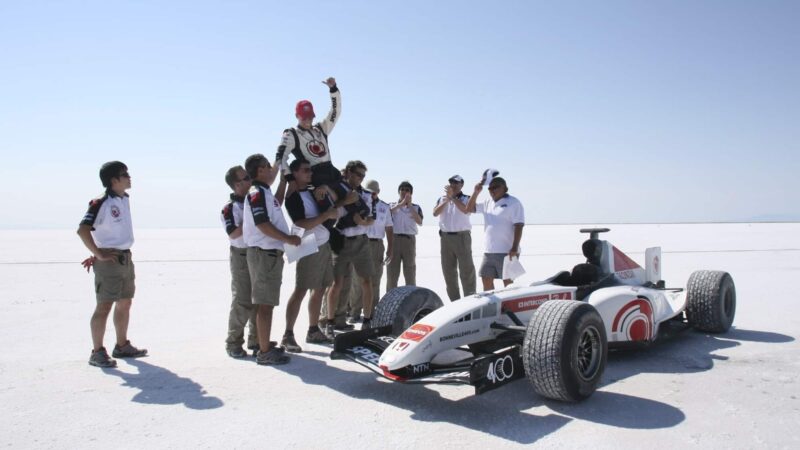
left=686, top=270, right=736, bottom=333
left=372, top=286, right=444, bottom=336
left=522, top=300, right=607, bottom=402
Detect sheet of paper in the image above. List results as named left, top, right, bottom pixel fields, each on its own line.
left=284, top=228, right=318, bottom=263
left=502, top=255, right=526, bottom=280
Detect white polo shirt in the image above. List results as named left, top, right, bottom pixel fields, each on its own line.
left=390, top=203, right=423, bottom=235
left=243, top=182, right=290, bottom=250
left=220, top=194, right=246, bottom=249
left=284, top=188, right=330, bottom=247
left=435, top=192, right=472, bottom=232
left=366, top=199, right=393, bottom=240
left=476, top=194, right=525, bottom=253
left=80, top=191, right=134, bottom=250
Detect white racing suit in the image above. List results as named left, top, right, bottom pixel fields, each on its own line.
left=275, top=86, right=342, bottom=187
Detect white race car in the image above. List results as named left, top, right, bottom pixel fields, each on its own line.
left=331, top=228, right=736, bottom=402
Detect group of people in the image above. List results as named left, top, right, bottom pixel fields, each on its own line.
left=77, top=77, right=525, bottom=368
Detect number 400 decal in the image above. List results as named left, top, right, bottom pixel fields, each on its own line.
left=486, top=355, right=515, bottom=383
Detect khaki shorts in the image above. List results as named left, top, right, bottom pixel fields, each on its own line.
left=246, top=247, right=284, bottom=306
left=333, top=234, right=375, bottom=279
left=230, top=246, right=252, bottom=305
left=479, top=253, right=506, bottom=279
left=296, top=242, right=334, bottom=291
left=93, top=250, right=135, bottom=302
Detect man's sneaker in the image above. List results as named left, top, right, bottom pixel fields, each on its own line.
left=306, top=327, right=332, bottom=344
left=334, top=323, right=355, bottom=331
left=362, top=318, right=372, bottom=330
left=281, top=334, right=302, bottom=353
left=89, top=347, right=117, bottom=368
left=226, top=347, right=248, bottom=358
left=323, top=323, right=336, bottom=341
left=112, top=340, right=148, bottom=358
left=252, top=341, right=284, bottom=356
left=256, top=347, right=290, bottom=365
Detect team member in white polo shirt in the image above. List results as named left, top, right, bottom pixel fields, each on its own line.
left=348, top=179, right=394, bottom=322
left=281, top=159, right=339, bottom=352
left=387, top=181, right=423, bottom=290
left=432, top=174, right=476, bottom=300
left=466, top=176, right=525, bottom=291
left=243, top=154, right=301, bottom=366
left=325, top=161, right=375, bottom=336
left=78, top=161, right=147, bottom=368
left=221, top=165, right=258, bottom=358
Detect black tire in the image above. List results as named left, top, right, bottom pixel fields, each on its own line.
left=686, top=270, right=736, bottom=333
left=522, top=300, right=607, bottom=402
left=372, top=286, right=444, bottom=336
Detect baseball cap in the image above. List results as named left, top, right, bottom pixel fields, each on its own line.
left=448, top=175, right=464, bottom=184
left=295, top=100, right=315, bottom=120
left=365, top=179, right=380, bottom=191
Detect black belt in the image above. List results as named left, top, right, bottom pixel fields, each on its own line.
left=346, top=235, right=366, bottom=240
left=257, top=248, right=283, bottom=256
left=100, top=248, right=130, bottom=253
left=394, top=234, right=414, bottom=238
left=443, top=231, right=469, bottom=235
left=369, top=238, right=382, bottom=242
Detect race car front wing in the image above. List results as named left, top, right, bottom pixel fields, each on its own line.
left=330, top=326, right=525, bottom=395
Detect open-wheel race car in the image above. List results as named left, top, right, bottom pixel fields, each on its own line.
left=331, top=228, right=736, bottom=402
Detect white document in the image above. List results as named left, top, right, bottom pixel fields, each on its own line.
left=502, top=255, right=526, bottom=280
left=284, top=227, right=318, bottom=264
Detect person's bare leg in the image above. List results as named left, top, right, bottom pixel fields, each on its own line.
left=285, top=288, right=307, bottom=332
left=256, top=305, right=274, bottom=351
left=327, top=277, right=345, bottom=322
left=308, top=288, right=325, bottom=327
left=112, top=299, right=132, bottom=347
left=90, top=302, right=113, bottom=351
left=481, top=277, right=495, bottom=291
left=360, top=277, right=373, bottom=318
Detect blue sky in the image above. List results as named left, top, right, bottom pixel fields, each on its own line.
left=1, top=0, right=798, bottom=229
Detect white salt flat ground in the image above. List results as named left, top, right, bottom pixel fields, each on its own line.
left=1, top=223, right=799, bottom=448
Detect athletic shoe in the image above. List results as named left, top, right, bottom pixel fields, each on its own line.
left=112, top=340, right=148, bottom=358
left=334, top=323, right=355, bottom=331
left=281, top=334, right=302, bottom=353
left=89, top=347, right=117, bottom=368
left=256, top=347, right=290, bottom=365
left=226, top=347, right=248, bottom=358
left=324, top=323, right=336, bottom=341
left=361, top=318, right=372, bottom=330
left=306, top=327, right=332, bottom=344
